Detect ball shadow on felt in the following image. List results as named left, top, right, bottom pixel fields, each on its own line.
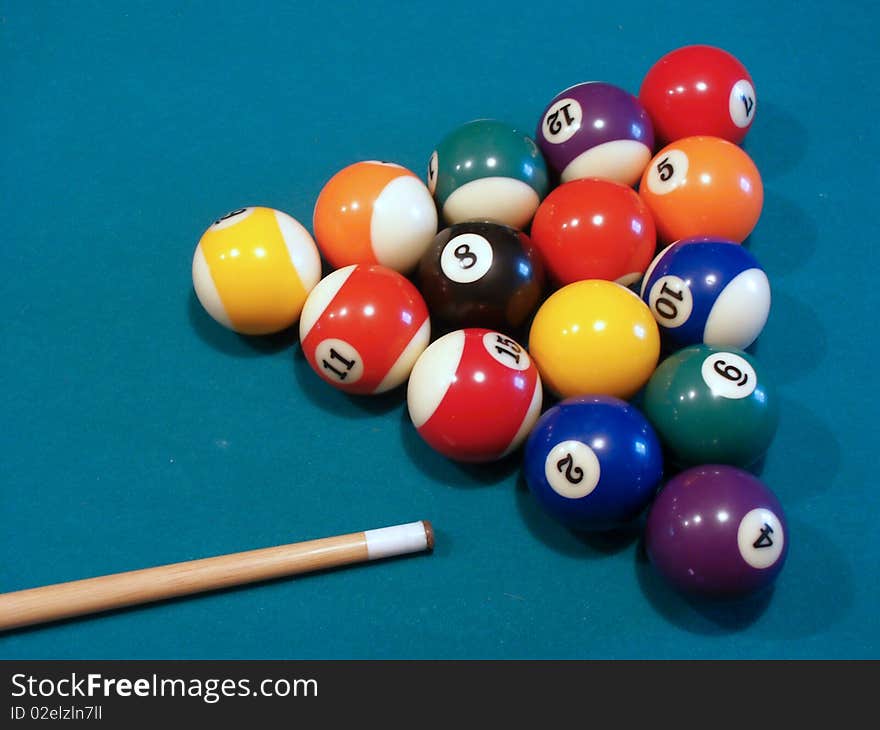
left=633, top=535, right=773, bottom=636
left=514, top=472, right=642, bottom=559
left=398, top=408, right=521, bottom=488
left=188, top=289, right=298, bottom=357
left=742, top=100, right=809, bottom=182
left=291, top=344, right=405, bottom=418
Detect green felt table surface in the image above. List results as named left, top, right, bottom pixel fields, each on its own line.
left=2, top=0, right=878, bottom=659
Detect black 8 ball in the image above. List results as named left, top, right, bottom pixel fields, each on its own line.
left=416, top=221, right=545, bottom=336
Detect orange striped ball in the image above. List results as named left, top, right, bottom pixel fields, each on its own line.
left=313, top=161, right=438, bottom=273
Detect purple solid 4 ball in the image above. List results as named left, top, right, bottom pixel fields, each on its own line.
left=645, top=465, right=788, bottom=599
left=536, top=81, right=654, bottom=187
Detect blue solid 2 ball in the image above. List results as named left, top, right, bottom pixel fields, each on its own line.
left=524, top=396, right=664, bottom=531
left=640, top=238, right=771, bottom=350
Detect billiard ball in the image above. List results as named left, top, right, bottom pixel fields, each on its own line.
left=645, top=465, right=788, bottom=598
left=536, top=82, right=654, bottom=186
left=428, top=119, right=549, bottom=229
left=639, top=136, right=763, bottom=243
left=406, top=328, right=543, bottom=462
left=192, top=206, right=321, bottom=335
left=299, top=264, right=430, bottom=395
left=640, top=45, right=757, bottom=145
left=530, top=178, right=656, bottom=287
left=643, top=344, right=778, bottom=467
left=524, top=396, right=663, bottom=531
left=641, top=238, right=771, bottom=350
left=528, top=280, right=660, bottom=399
left=416, top=222, right=544, bottom=335
left=313, top=161, right=438, bottom=273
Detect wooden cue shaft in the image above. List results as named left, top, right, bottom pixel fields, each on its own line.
left=0, top=520, right=434, bottom=631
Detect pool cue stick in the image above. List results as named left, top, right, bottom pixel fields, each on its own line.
left=0, top=520, right=434, bottom=631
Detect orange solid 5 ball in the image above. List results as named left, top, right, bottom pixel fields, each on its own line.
left=528, top=280, right=660, bottom=399
left=639, top=136, right=763, bottom=243
left=313, top=160, right=438, bottom=273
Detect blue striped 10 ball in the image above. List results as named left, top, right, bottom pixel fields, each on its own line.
left=640, top=238, right=771, bottom=350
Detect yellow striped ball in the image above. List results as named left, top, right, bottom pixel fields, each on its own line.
left=192, top=207, right=322, bottom=335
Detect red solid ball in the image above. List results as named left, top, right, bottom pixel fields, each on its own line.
left=530, top=178, right=657, bottom=287
left=639, top=45, right=756, bottom=145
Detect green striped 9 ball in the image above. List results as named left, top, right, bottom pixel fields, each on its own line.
left=428, top=120, right=549, bottom=229
left=643, top=345, right=779, bottom=468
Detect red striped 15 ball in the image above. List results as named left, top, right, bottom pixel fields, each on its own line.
left=299, top=264, right=430, bottom=395
left=407, top=328, right=543, bottom=462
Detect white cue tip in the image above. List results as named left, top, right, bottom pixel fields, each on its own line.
left=365, top=520, right=434, bottom=560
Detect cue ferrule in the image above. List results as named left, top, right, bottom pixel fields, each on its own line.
left=365, top=520, right=433, bottom=559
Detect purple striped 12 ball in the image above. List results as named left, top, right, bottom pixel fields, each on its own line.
left=640, top=238, right=771, bottom=350
left=536, top=82, right=654, bottom=187
left=645, top=465, right=788, bottom=598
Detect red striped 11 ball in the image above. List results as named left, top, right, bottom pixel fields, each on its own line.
left=299, top=264, right=430, bottom=394
left=407, top=328, right=543, bottom=462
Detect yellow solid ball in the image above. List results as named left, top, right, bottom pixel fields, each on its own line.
left=528, top=279, right=660, bottom=399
